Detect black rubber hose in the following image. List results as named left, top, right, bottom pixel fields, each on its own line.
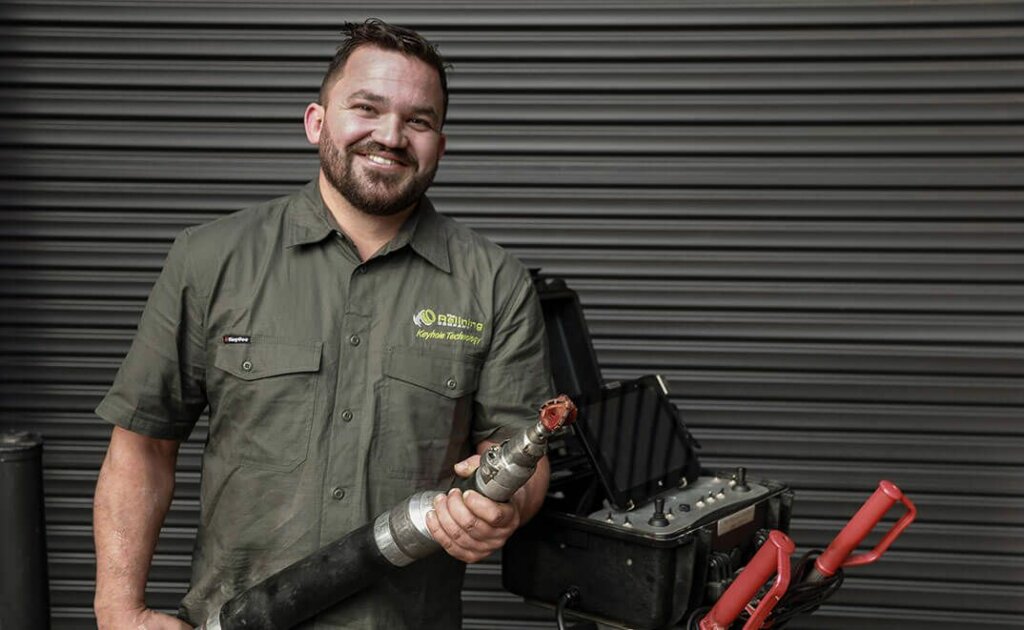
left=555, top=587, right=581, bottom=630
left=684, top=606, right=710, bottom=630
left=219, top=521, right=396, bottom=629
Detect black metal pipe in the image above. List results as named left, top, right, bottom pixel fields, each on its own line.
left=0, top=430, right=51, bottom=630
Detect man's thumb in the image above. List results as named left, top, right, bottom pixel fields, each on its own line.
left=455, top=457, right=478, bottom=477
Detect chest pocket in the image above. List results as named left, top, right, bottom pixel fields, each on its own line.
left=211, top=338, right=322, bottom=471
left=375, top=347, right=481, bottom=486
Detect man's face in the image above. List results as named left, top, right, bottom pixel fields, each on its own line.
left=316, top=46, right=446, bottom=216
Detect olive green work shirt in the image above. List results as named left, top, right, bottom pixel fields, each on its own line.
left=96, top=180, right=554, bottom=629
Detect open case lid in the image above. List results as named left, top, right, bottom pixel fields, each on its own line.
left=574, top=375, right=701, bottom=511
left=532, top=272, right=702, bottom=511
left=532, top=273, right=604, bottom=399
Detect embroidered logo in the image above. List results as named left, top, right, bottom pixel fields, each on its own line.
left=222, top=335, right=251, bottom=344
left=413, top=308, right=437, bottom=327
left=412, top=308, right=485, bottom=345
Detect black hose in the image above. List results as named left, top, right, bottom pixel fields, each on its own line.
left=684, top=606, right=710, bottom=630
left=219, top=521, right=396, bottom=629
left=555, top=586, right=581, bottom=630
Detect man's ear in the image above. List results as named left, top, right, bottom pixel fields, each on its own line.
left=304, top=102, right=324, bottom=145
left=437, top=132, right=447, bottom=160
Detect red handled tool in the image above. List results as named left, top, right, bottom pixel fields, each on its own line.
left=699, top=530, right=796, bottom=630
left=691, top=481, right=917, bottom=630
left=806, top=480, right=917, bottom=583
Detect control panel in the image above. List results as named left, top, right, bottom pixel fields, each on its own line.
left=586, top=468, right=768, bottom=537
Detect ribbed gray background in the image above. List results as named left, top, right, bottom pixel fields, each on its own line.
left=1, top=1, right=1022, bottom=628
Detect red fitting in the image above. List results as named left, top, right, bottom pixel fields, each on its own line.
left=539, top=395, right=577, bottom=432
left=700, top=531, right=795, bottom=630
left=812, top=480, right=917, bottom=579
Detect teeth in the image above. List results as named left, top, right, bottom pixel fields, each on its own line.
left=366, top=154, right=398, bottom=166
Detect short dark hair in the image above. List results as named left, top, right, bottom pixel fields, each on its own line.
left=319, top=18, right=450, bottom=125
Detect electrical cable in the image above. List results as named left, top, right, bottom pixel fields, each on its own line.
left=684, top=606, right=710, bottom=630
left=555, top=586, right=581, bottom=630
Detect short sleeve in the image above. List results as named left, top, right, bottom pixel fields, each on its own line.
left=95, top=228, right=208, bottom=440
left=472, top=268, right=555, bottom=444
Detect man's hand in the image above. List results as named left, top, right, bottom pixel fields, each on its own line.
left=95, top=605, right=192, bottom=629
left=425, top=453, right=524, bottom=563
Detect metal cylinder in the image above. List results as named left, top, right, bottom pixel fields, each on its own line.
left=0, top=430, right=51, bottom=630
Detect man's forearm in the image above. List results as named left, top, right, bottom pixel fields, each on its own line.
left=93, top=426, right=180, bottom=623
left=514, top=454, right=550, bottom=523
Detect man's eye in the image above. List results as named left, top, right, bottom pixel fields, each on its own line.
left=408, top=118, right=433, bottom=130
left=353, top=104, right=375, bottom=114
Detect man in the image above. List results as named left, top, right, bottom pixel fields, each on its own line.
left=93, top=19, right=553, bottom=629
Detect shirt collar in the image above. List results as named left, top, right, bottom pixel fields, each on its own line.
left=284, top=179, right=335, bottom=248
left=285, top=178, right=451, bottom=274
left=406, top=196, right=452, bottom=274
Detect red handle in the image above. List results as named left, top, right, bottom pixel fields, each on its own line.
left=813, top=480, right=917, bottom=578
left=700, top=531, right=795, bottom=630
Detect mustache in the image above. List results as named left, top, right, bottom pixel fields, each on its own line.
left=348, top=140, right=416, bottom=167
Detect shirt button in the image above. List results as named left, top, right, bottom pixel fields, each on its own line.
left=331, top=487, right=346, bottom=500
left=358, top=267, right=368, bottom=275
left=445, top=377, right=457, bottom=390
left=241, top=360, right=253, bottom=372
left=340, top=409, right=354, bottom=422
left=348, top=334, right=361, bottom=347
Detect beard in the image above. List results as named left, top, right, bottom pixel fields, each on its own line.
left=319, top=131, right=438, bottom=217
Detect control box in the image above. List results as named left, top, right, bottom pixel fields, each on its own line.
left=587, top=471, right=770, bottom=537
left=501, top=275, right=793, bottom=629
left=503, top=471, right=792, bottom=630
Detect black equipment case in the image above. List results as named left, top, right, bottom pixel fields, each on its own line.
left=501, top=275, right=793, bottom=629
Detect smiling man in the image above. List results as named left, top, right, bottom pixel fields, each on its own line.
left=92, top=19, right=553, bottom=630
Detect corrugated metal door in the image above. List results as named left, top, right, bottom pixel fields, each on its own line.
left=2, top=2, right=1022, bottom=628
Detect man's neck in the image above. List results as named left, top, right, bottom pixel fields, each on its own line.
left=318, top=171, right=415, bottom=262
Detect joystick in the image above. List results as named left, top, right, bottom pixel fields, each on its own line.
left=734, top=467, right=751, bottom=493
left=648, top=498, right=670, bottom=527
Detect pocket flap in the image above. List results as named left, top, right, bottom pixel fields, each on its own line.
left=214, top=338, right=322, bottom=380
left=384, top=348, right=480, bottom=398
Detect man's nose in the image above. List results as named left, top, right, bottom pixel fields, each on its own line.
left=371, top=114, right=407, bottom=149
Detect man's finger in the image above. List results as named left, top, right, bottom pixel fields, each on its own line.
left=463, top=490, right=517, bottom=529
left=426, top=508, right=458, bottom=556
left=441, top=490, right=496, bottom=551
left=433, top=490, right=486, bottom=550
left=454, top=454, right=481, bottom=478
left=445, top=489, right=494, bottom=542
left=429, top=493, right=493, bottom=560
left=431, top=492, right=463, bottom=542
